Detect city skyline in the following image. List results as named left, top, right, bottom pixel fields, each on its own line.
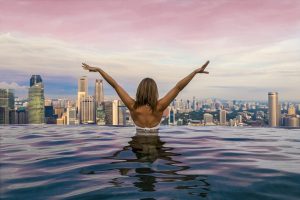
left=0, top=0, right=300, bottom=101
left=5, top=75, right=300, bottom=104
left=1, top=73, right=300, bottom=127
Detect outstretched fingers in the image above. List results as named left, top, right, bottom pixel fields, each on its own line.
left=82, top=63, right=91, bottom=70
left=201, top=60, right=210, bottom=70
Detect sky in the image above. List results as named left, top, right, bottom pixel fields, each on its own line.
left=0, top=0, right=300, bottom=101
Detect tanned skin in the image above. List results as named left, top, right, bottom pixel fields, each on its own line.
left=82, top=61, right=209, bottom=128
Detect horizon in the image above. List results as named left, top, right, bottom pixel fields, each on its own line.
left=1, top=0, right=300, bottom=101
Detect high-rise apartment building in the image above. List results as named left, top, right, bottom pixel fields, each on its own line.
left=67, top=107, right=76, bottom=125
left=78, top=76, right=88, bottom=94
left=219, top=109, right=227, bottom=125
left=103, top=100, right=120, bottom=125
left=118, top=104, right=127, bottom=126
left=104, top=101, right=113, bottom=125
left=95, top=79, right=104, bottom=106
left=112, top=100, right=119, bottom=125
left=80, top=96, right=96, bottom=124
left=96, top=104, right=106, bottom=125
left=268, top=92, right=280, bottom=127
left=28, top=75, right=45, bottom=124
left=77, top=76, right=88, bottom=117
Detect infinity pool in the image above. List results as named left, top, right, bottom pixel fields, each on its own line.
left=0, top=125, right=300, bottom=200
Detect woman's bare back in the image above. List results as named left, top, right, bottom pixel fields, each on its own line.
left=130, top=105, right=163, bottom=128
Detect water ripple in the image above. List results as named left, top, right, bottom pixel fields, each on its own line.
left=0, top=126, right=300, bottom=200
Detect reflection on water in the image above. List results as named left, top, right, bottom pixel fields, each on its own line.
left=110, top=135, right=210, bottom=196
left=1, top=126, right=300, bottom=200
left=80, top=134, right=210, bottom=198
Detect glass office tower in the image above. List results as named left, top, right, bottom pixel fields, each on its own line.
left=28, top=75, right=45, bottom=124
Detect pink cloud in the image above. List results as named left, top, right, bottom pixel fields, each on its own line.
left=1, top=0, right=300, bottom=48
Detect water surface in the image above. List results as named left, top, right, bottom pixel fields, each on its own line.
left=1, top=125, right=300, bottom=200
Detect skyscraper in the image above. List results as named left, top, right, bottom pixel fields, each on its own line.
left=0, top=89, right=14, bottom=124
left=219, top=109, right=227, bottom=125
left=28, top=75, right=45, bottom=124
left=104, top=101, right=113, bottom=125
left=112, top=100, right=119, bottom=125
left=67, top=107, right=76, bottom=125
left=78, top=76, right=88, bottom=94
left=118, top=102, right=127, bottom=126
left=45, top=105, right=56, bottom=124
left=80, top=96, right=96, bottom=124
left=95, top=79, right=104, bottom=106
left=268, top=92, right=280, bottom=127
left=192, top=96, right=196, bottom=111
left=96, top=104, right=106, bottom=125
left=15, top=107, right=28, bottom=124
left=77, top=76, right=88, bottom=117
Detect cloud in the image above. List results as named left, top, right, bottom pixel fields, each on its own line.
left=1, top=32, right=300, bottom=101
left=0, top=0, right=300, bottom=101
left=0, top=81, right=28, bottom=98
left=0, top=81, right=27, bottom=90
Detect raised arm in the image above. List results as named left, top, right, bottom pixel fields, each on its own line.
left=82, top=63, right=135, bottom=110
left=157, top=61, right=209, bottom=112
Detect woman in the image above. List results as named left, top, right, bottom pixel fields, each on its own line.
left=82, top=61, right=209, bottom=132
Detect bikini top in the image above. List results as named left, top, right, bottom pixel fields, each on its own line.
left=134, top=122, right=160, bottom=134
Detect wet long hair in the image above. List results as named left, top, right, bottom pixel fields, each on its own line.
left=134, top=78, right=158, bottom=111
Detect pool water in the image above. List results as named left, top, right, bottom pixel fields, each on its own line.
left=1, top=125, right=300, bottom=200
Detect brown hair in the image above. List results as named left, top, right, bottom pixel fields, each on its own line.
left=134, top=78, right=158, bottom=111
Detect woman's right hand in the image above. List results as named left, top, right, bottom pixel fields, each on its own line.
left=82, top=63, right=99, bottom=72
left=194, top=61, right=209, bottom=74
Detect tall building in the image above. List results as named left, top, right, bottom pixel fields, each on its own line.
left=77, top=76, right=88, bottom=118
left=268, top=92, right=280, bottom=127
left=219, top=109, right=227, bottom=125
left=112, top=100, right=119, bottom=125
left=67, top=107, right=76, bottom=125
left=80, top=96, right=96, bottom=124
left=0, top=89, right=14, bottom=124
left=15, top=107, right=28, bottom=124
left=28, top=75, right=45, bottom=124
left=169, top=107, right=176, bottom=125
left=192, top=96, right=196, bottom=111
left=104, top=101, right=113, bottom=125
left=95, top=79, right=104, bottom=106
left=118, top=103, right=127, bottom=126
left=45, top=105, right=56, bottom=124
left=96, top=104, right=106, bottom=125
left=78, top=76, right=88, bottom=94
left=30, top=75, right=42, bottom=87
left=204, top=113, right=214, bottom=125
left=103, top=100, right=121, bottom=125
